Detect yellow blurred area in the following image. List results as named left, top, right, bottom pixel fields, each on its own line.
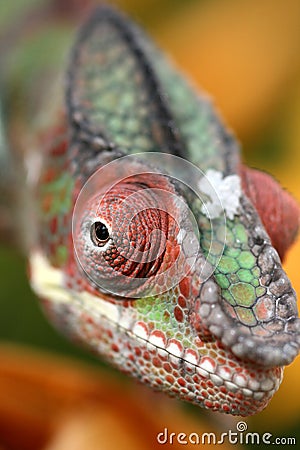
left=155, top=0, right=300, bottom=140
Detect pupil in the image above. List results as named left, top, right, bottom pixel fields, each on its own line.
left=91, top=221, right=110, bottom=246
left=95, top=222, right=109, bottom=240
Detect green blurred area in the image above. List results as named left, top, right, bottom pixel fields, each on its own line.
left=0, top=244, right=101, bottom=364
left=0, top=0, right=118, bottom=364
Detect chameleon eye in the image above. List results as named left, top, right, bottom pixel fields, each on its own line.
left=91, top=221, right=110, bottom=247
left=73, top=157, right=201, bottom=298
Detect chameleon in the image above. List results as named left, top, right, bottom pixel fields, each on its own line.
left=2, top=4, right=300, bottom=416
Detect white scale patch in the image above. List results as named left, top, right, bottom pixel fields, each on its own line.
left=132, top=322, right=149, bottom=340
left=198, top=169, right=241, bottom=220
left=149, top=332, right=165, bottom=349
left=30, top=251, right=120, bottom=323
left=184, top=349, right=199, bottom=365
left=166, top=342, right=183, bottom=358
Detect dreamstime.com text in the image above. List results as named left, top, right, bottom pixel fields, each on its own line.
left=156, top=422, right=296, bottom=446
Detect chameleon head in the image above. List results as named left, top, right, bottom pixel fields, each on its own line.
left=34, top=154, right=298, bottom=417
left=29, top=6, right=300, bottom=417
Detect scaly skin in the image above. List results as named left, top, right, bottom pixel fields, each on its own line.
left=4, top=6, right=300, bottom=416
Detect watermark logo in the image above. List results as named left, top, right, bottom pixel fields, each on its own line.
left=156, top=422, right=296, bottom=446
left=72, top=153, right=228, bottom=298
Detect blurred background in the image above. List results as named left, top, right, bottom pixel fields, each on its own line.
left=0, top=0, right=300, bottom=448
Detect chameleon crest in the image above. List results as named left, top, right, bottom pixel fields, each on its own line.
left=29, top=6, right=300, bottom=416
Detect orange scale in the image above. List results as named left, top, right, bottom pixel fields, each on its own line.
left=157, top=352, right=168, bottom=363
left=185, top=375, right=193, bottom=384
left=134, top=348, right=142, bottom=356
left=178, top=378, right=186, bottom=387
left=199, top=378, right=207, bottom=388
left=111, top=344, right=119, bottom=353
left=228, top=361, right=237, bottom=368
left=204, top=400, right=214, bottom=409
left=152, top=357, right=162, bottom=368
left=179, top=277, right=190, bottom=298
left=163, top=362, right=172, bottom=373
left=149, top=342, right=159, bottom=354
left=222, top=404, right=231, bottom=413
left=194, top=337, right=205, bottom=348
left=173, top=305, right=184, bottom=322
left=206, top=380, right=214, bottom=388
left=178, top=295, right=186, bottom=308
left=165, top=374, right=175, bottom=384
left=143, top=351, right=150, bottom=361
left=170, top=362, right=181, bottom=372
left=180, top=388, right=189, bottom=395
left=184, top=366, right=195, bottom=376
left=184, top=328, right=192, bottom=338
left=217, top=358, right=226, bottom=365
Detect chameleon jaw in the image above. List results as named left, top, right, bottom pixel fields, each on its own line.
left=30, top=250, right=284, bottom=416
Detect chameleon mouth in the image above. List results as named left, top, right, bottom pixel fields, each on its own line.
left=30, top=251, right=283, bottom=416
left=61, top=295, right=284, bottom=415
left=131, top=320, right=283, bottom=401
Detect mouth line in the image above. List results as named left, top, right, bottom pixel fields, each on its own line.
left=30, top=250, right=281, bottom=402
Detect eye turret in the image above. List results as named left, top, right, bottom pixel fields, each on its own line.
left=74, top=173, right=199, bottom=298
